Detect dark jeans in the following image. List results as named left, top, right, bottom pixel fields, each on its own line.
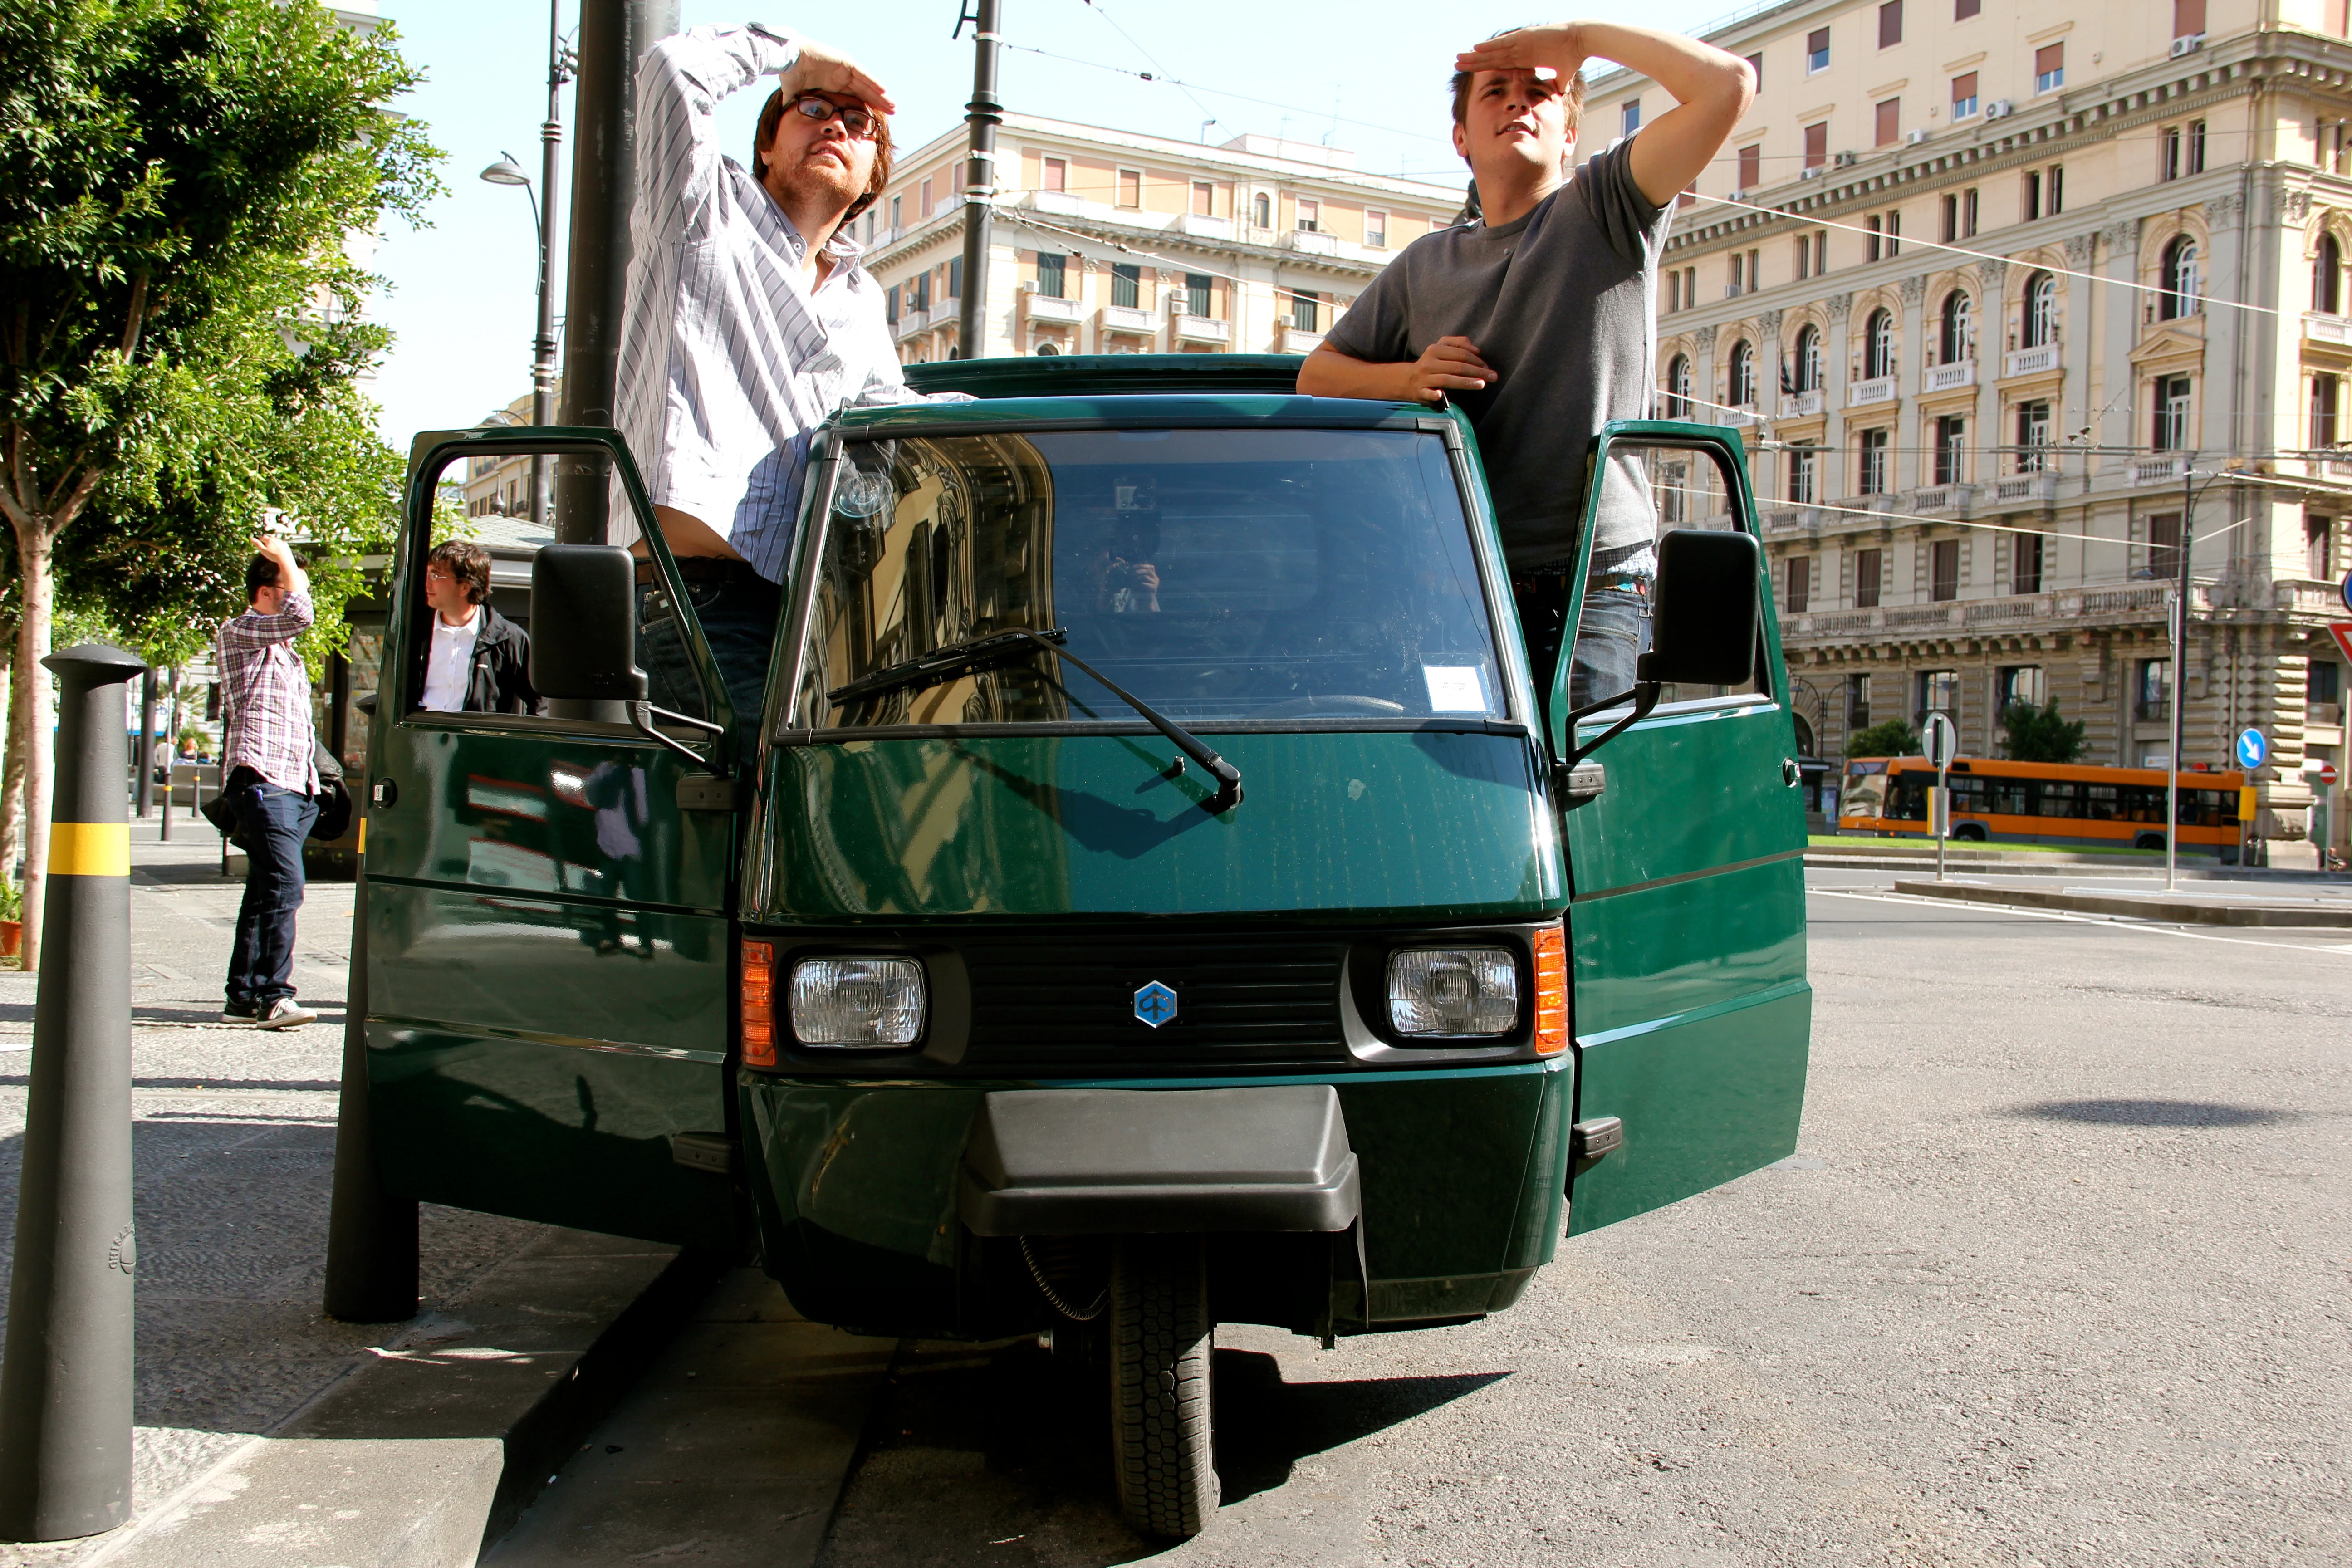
left=1512, top=574, right=1654, bottom=730
left=637, top=570, right=783, bottom=726
left=225, top=769, right=318, bottom=1009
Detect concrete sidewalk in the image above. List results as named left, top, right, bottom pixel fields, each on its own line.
left=0, top=819, right=701, bottom=1566
left=1891, top=873, right=2352, bottom=926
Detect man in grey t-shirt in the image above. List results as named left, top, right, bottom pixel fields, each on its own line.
left=1301, top=22, right=1752, bottom=716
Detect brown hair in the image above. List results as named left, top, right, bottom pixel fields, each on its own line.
left=754, top=89, right=895, bottom=232
left=427, top=539, right=492, bottom=606
left=1450, top=51, right=1586, bottom=143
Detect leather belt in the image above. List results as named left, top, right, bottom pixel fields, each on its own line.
left=635, top=556, right=763, bottom=587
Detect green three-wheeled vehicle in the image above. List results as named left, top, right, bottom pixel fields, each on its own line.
left=361, top=356, right=1809, bottom=1539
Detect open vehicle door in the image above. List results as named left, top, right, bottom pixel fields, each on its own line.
left=360, top=429, right=743, bottom=1247
left=1549, top=421, right=1810, bottom=1235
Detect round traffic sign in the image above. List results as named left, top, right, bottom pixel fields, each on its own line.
left=2308, top=760, right=2338, bottom=787
left=1921, top=712, right=1959, bottom=769
left=2340, top=569, right=2352, bottom=615
left=2236, top=729, right=2269, bottom=770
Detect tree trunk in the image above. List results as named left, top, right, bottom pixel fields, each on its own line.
left=11, top=525, right=54, bottom=973
left=0, top=608, right=18, bottom=884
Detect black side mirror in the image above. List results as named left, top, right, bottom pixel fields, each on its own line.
left=1642, top=528, right=1760, bottom=688
left=531, top=545, right=647, bottom=723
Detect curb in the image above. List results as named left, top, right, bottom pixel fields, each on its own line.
left=1889, top=878, right=2352, bottom=927
left=85, top=1230, right=728, bottom=1568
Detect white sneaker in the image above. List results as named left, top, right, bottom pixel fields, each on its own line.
left=254, top=998, right=318, bottom=1030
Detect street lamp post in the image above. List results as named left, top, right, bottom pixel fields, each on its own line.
left=478, top=2, right=573, bottom=529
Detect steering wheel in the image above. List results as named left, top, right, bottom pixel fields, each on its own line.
left=1250, top=695, right=1409, bottom=719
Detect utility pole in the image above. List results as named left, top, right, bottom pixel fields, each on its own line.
left=554, top=0, right=679, bottom=544
left=955, top=0, right=1002, bottom=360
left=2168, top=461, right=2195, bottom=892
left=530, top=0, right=574, bottom=529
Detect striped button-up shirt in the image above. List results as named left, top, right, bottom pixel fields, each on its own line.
left=216, top=590, right=319, bottom=794
left=612, top=24, right=926, bottom=583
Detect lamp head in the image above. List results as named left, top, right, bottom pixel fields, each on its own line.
left=479, top=157, right=531, bottom=188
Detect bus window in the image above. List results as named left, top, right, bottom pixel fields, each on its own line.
left=1949, top=774, right=1987, bottom=810
left=1887, top=773, right=1931, bottom=821
left=2083, top=783, right=2118, bottom=821
left=2037, top=780, right=2080, bottom=817
left=1989, top=777, right=2030, bottom=815
left=2117, top=784, right=2164, bottom=823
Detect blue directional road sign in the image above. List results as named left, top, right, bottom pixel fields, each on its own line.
left=1133, top=980, right=1178, bottom=1029
left=2340, top=569, right=2352, bottom=615
left=2235, top=728, right=2269, bottom=770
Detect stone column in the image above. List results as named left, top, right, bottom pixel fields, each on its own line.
left=1897, top=275, right=1929, bottom=495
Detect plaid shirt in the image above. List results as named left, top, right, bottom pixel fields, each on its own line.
left=217, top=590, right=319, bottom=794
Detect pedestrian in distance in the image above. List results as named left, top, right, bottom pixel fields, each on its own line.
left=414, top=539, right=538, bottom=714
left=615, top=21, right=958, bottom=721
left=1298, top=20, right=1755, bottom=722
left=215, top=532, right=322, bottom=1030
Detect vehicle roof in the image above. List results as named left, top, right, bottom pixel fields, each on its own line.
left=866, top=353, right=1442, bottom=435
left=1853, top=756, right=2245, bottom=786
left=837, top=391, right=1441, bottom=435
left=906, top=353, right=1310, bottom=399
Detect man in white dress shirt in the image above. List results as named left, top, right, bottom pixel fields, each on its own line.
left=417, top=540, right=536, bottom=714
left=613, top=22, right=923, bottom=721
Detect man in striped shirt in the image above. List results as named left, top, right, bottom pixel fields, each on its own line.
left=613, top=23, right=920, bottom=721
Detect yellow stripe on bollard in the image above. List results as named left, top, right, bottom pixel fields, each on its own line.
left=48, top=822, right=130, bottom=878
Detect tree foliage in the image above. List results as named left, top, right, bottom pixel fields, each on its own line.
left=1845, top=718, right=1921, bottom=759
left=1999, top=699, right=2088, bottom=764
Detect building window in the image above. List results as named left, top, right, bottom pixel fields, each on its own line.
left=2022, top=271, right=2058, bottom=347
left=2320, top=235, right=2344, bottom=314
left=1746, top=51, right=1764, bottom=90
left=1666, top=354, right=1693, bottom=417
left=946, top=257, right=962, bottom=299
left=2153, top=376, right=2193, bottom=451
left=2174, top=0, right=2205, bottom=39
left=1729, top=340, right=1757, bottom=408
left=1859, top=427, right=1891, bottom=494
left=1739, top=142, right=1760, bottom=191
left=1622, top=99, right=1642, bottom=137
left=920, top=177, right=935, bottom=218
left=1804, top=121, right=1829, bottom=170
left=2035, top=42, right=2064, bottom=94
left=909, top=271, right=929, bottom=312
left=2013, top=401, right=2051, bottom=473
left=1863, top=308, right=1896, bottom=379
left=2047, top=165, right=2064, bottom=216
left=2161, top=126, right=2183, bottom=182
left=1866, top=210, right=1900, bottom=260
left=1939, top=290, right=1974, bottom=363
left=1786, top=555, right=1813, bottom=613
left=1667, top=270, right=1681, bottom=312
left=2188, top=120, right=2206, bottom=175
left=1879, top=1, right=1903, bottom=48
left=889, top=194, right=902, bottom=229
left=1808, top=26, right=1830, bottom=74
left=2136, top=657, right=2173, bottom=721
left=2314, top=373, right=2342, bottom=449
left=1111, top=263, right=1140, bottom=309
left=1365, top=209, right=1387, bottom=247
left=1856, top=549, right=1884, bottom=608
left=1042, top=156, right=1067, bottom=193
left=1875, top=98, right=1901, bottom=147
left=1796, top=230, right=1825, bottom=279
left=1794, top=324, right=1823, bottom=392
left=2147, top=512, right=2185, bottom=580
left=1789, top=445, right=1818, bottom=504
left=2309, top=514, right=2337, bottom=580
left=1847, top=671, right=1872, bottom=727
left=1930, top=539, right=1960, bottom=601
left=1290, top=290, right=1319, bottom=332
left=1935, top=416, right=1966, bottom=485
left=2011, top=532, right=2044, bottom=594
left=1681, top=266, right=1696, bottom=310
left=1917, top=668, right=1960, bottom=724
left=1185, top=272, right=1212, bottom=318
left=1252, top=191, right=1271, bottom=227
left=1116, top=168, right=1142, bottom=208
left=1951, top=72, right=1978, bottom=119
left=2310, top=656, right=2342, bottom=713
left=1295, top=198, right=1319, bottom=232
left=1956, top=0, right=1980, bottom=17
left=1942, top=190, right=1980, bottom=242
left=1998, top=666, right=2046, bottom=715
left=1035, top=252, right=1065, bottom=299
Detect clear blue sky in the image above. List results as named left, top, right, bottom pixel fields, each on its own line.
left=367, top=0, right=1728, bottom=448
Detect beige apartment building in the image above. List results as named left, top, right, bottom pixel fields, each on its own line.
left=1587, top=0, right=2352, bottom=860
left=857, top=114, right=1463, bottom=363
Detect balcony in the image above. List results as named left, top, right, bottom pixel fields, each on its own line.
left=1764, top=507, right=1826, bottom=534
left=1986, top=472, right=2058, bottom=505
left=1283, top=229, right=1340, bottom=256
left=2310, top=702, right=2344, bottom=726
left=1779, top=390, right=1824, bottom=418
left=2004, top=344, right=2062, bottom=377
left=2133, top=455, right=2190, bottom=485
left=892, top=305, right=936, bottom=339
left=1025, top=292, right=1083, bottom=323
left=1279, top=323, right=1325, bottom=354
left=1717, top=404, right=1761, bottom=426
left=1907, top=485, right=1973, bottom=514
left=1024, top=190, right=1086, bottom=216
left=1099, top=304, right=1158, bottom=336
left=1781, top=585, right=2211, bottom=646
left=1848, top=375, right=1897, bottom=407
left=1922, top=360, right=1977, bottom=394
left=2306, top=311, right=2352, bottom=347
left=1179, top=212, right=1234, bottom=240
left=1171, top=313, right=1230, bottom=345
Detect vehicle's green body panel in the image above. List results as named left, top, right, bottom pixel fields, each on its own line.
left=748, top=730, right=1560, bottom=922
left=738, top=1063, right=1571, bottom=1335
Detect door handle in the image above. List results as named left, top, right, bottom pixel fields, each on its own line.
left=370, top=777, right=398, bottom=808
left=1781, top=758, right=1801, bottom=788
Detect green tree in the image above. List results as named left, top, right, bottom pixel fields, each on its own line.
left=1999, top=699, right=2088, bottom=764
left=0, top=0, right=436, bottom=966
left=1845, top=718, right=1921, bottom=759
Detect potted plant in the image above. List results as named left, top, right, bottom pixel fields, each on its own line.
left=0, top=877, right=21, bottom=959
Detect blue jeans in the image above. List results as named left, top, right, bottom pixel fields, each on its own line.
left=1512, top=576, right=1655, bottom=727
left=637, top=573, right=782, bottom=727
left=225, top=770, right=318, bottom=1009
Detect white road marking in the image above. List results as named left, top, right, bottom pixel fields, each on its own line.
left=1808, top=886, right=2352, bottom=956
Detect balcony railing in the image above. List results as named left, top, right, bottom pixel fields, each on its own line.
left=1717, top=404, right=1761, bottom=426
left=2310, top=702, right=2344, bottom=726
left=1987, top=473, right=2058, bottom=504
left=2133, top=455, right=2190, bottom=485
left=2004, top=344, right=2061, bottom=377
left=1024, top=190, right=1086, bottom=216
left=1283, top=229, right=1340, bottom=256
left=2305, top=310, right=2352, bottom=346
left=1781, top=584, right=2213, bottom=643
left=1100, top=304, right=1158, bottom=335
left=1279, top=323, right=1325, bottom=354
left=1848, top=375, right=1898, bottom=407
left=1171, top=313, right=1230, bottom=344
left=1922, top=360, right=1976, bottom=393
left=1908, top=485, right=1973, bottom=514
left=1179, top=212, right=1234, bottom=240
left=1779, top=390, right=1824, bottom=417
left=1025, top=293, right=1083, bottom=323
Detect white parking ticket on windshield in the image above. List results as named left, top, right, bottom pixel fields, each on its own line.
left=1422, top=666, right=1489, bottom=713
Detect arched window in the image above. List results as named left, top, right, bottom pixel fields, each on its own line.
left=1665, top=354, right=1693, bottom=417
left=1939, top=290, right=1975, bottom=364
left=1728, top=340, right=1757, bottom=408
left=1252, top=191, right=1271, bottom=228
left=1793, top=324, right=1823, bottom=392
left=2319, top=235, right=2343, bottom=315
left=2022, top=271, right=2058, bottom=348
left=2160, top=236, right=2201, bottom=319
left=1863, top=308, right=1896, bottom=379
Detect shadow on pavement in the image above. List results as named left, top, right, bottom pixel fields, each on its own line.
left=2010, top=1098, right=2294, bottom=1127
left=1210, top=1349, right=1507, bottom=1504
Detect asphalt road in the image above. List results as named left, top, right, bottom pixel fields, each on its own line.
left=509, top=871, right=2352, bottom=1567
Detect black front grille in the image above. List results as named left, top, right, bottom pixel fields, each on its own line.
left=958, top=932, right=1348, bottom=1068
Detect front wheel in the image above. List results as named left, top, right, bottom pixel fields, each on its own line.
left=2135, top=831, right=2167, bottom=852
left=1109, top=1235, right=1218, bottom=1539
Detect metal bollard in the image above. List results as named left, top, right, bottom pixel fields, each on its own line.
left=0, top=644, right=145, bottom=1541
left=158, top=767, right=172, bottom=843
left=323, top=877, right=419, bottom=1322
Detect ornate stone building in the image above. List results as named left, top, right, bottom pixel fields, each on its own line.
left=1587, top=0, right=2352, bottom=862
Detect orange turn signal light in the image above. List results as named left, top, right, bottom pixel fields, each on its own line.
left=1532, top=924, right=1568, bottom=1056
left=740, top=938, right=776, bottom=1068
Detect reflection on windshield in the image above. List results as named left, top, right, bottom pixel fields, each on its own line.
left=792, top=428, right=1501, bottom=730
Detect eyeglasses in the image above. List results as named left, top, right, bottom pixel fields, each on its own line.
left=790, top=94, right=879, bottom=140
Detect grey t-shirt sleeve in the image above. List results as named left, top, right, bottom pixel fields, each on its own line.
left=1320, top=241, right=1417, bottom=362
left=1576, top=137, right=1673, bottom=267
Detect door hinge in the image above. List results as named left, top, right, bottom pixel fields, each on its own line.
left=669, top=1131, right=736, bottom=1174
left=1553, top=759, right=1606, bottom=806
left=1570, top=1116, right=1623, bottom=1163
left=676, top=776, right=738, bottom=812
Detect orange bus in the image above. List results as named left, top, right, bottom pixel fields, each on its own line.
left=1838, top=757, right=2246, bottom=858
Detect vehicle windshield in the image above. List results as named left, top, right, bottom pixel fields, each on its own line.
left=787, top=427, right=1504, bottom=730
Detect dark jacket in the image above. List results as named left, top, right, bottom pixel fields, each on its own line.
left=413, top=604, right=538, bottom=715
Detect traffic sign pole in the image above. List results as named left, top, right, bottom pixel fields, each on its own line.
left=1921, top=714, right=1958, bottom=881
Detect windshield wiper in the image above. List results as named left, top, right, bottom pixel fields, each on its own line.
left=827, top=627, right=1243, bottom=814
